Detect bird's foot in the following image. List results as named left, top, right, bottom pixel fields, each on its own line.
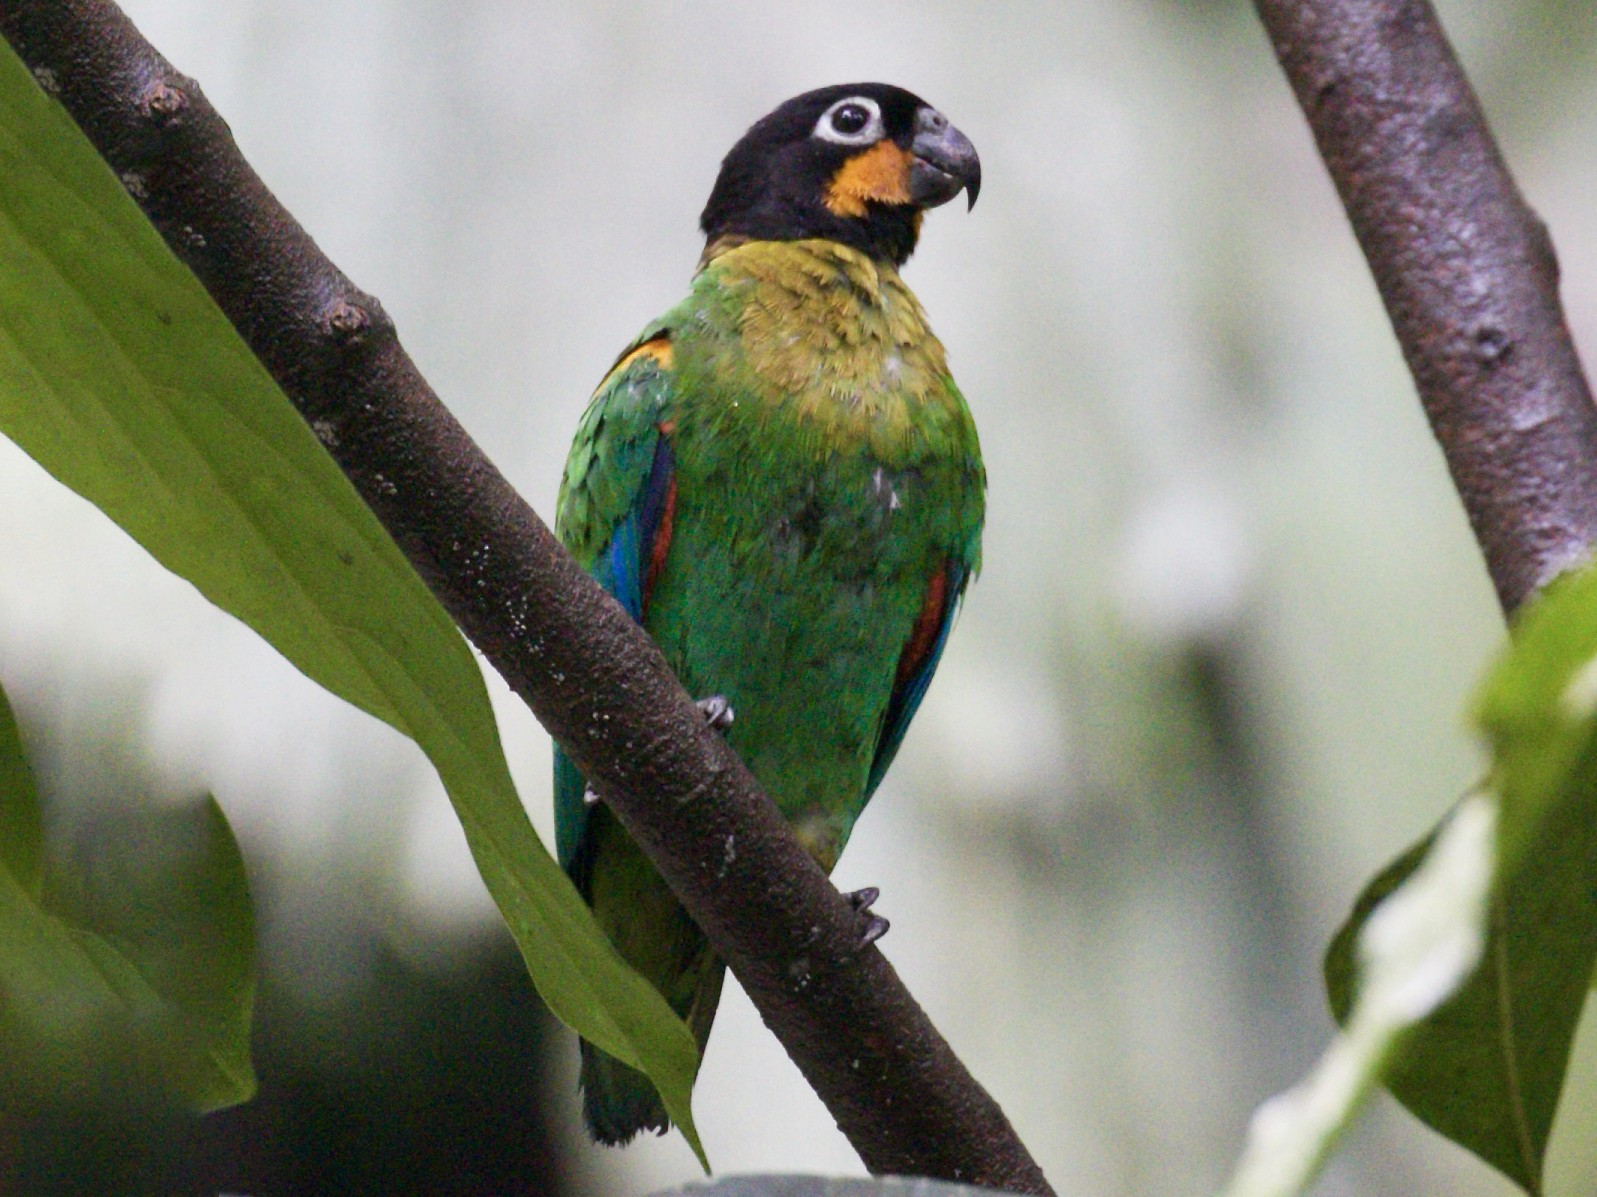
left=586, top=698, right=732, bottom=808
left=585, top=696, right=728, bottom=807
left=845, top=886, right=889, bottom=948
left=697, top=694, right=735, bottom=732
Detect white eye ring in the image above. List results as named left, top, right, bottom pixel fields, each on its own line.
left=813, top=96, right=884, bottom=146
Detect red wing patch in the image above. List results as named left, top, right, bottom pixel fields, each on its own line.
left=643, top=477, right=677, bottom=609
left=641, top=421, right=678, bottom=611
left=896, top=566, right=950, bottom=686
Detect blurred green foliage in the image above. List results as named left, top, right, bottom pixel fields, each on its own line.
left=1328, top=563, right=1597, bottom=1193
left=0, top=678, right=254, bottom=1111
left=6, top=927, right=569, bottom=1196
left=1233, top=796, right=1495, bottom=1197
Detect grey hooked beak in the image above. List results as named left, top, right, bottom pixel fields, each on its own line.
left=908, top=106, right=981, bottom=211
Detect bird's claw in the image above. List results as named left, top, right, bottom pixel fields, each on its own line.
left=845, top=886, right=889, bottom=948
left=697, top=694, right=735, bottom=732
left=585, top=696, right=731, bottom=807
left=846, top=886, right=880, bottom=912
left=586, top=697, right=731, bottom=805
left=857, top=913, right=890, bottom=947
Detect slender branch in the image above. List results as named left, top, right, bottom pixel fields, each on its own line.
left=0, top=2, right=1051, bottom=1191
left=1254, top=0, right=1597, bottom=616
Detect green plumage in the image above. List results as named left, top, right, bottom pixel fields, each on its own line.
left=554, top=82, right=984, bottom=1145
left=555, top=238, right=983, bottom=1140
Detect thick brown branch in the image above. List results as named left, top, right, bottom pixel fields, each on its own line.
left=1254, top=0, right=1597, bottom=615
left=0, top=2, right=1051, bottom=1191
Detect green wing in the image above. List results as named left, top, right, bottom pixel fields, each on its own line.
left=553, top=327, right=678, bottom=881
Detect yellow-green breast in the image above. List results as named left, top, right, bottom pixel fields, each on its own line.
left=644, top=237, right=984, bottom=861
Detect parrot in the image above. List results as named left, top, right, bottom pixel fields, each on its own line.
left=553, top=82, right=985, bottom=1144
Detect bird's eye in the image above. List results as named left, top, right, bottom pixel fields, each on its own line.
left=813, top=95, right=884, bottom=145
left=832, top=104, right=869, bottom=135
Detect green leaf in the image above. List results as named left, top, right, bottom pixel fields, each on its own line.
left=0, top=679, right=255, bottom=1110
left=0, top=39, right=704, bottom=1159
left=1228, top=797, right=1494, bottom=1197
left=0, top=661, right=42, bottom=899
left=1325, top=565, right=1597, bottom=1195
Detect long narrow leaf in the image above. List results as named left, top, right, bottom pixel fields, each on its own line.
left=0, top=39, right=703, bottom=1157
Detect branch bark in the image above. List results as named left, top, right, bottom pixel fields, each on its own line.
left=1253, top=0, right=1597, bottom=617
left=0, top=2, right=1051, bottom=1191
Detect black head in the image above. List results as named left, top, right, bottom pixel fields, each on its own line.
left=699, top=83, right=981, bottom=266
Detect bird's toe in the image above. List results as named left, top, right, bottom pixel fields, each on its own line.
left=696, top=694, right=736, bottom=732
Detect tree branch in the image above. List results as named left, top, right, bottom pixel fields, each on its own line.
left=0, top=2, right=1051, bottom=1191
left=1254, top=0, right=1597, bottom=616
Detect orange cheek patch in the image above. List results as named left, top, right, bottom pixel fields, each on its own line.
left=824, top=141, right=913, bottom=218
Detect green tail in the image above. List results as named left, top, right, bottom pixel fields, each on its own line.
left=571, top=801, right=728, bottom=1143
left=580, top=1040, right=670, bottom=1144
left=580, top=951, right=726, bottom=1143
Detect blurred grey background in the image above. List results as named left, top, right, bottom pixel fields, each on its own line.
left=4, top=0, right=1597, bottom=1194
